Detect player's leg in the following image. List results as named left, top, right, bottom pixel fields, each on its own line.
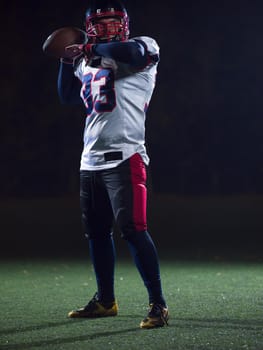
left=103, top=153, right=168, bottom=327
left=68, top=170, right=118, bottom=318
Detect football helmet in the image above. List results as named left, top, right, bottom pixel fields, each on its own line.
left=85, top=0, right=129, bottom=43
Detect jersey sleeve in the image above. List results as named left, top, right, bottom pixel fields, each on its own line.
left=131, top=36, right=160, bottom=64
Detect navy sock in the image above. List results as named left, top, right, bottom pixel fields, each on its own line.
left=88, top=235, right=116, bottom=303
left=126, top=231, right=166, bottom=306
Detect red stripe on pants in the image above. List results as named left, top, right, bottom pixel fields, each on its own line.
left=129, top=153, right=147, bottom=232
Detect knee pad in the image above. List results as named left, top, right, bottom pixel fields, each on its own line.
left=122, top=229, right=148, bottom=242
left=82, top=213, right=113, bottom=240
left=84, top=230, right=113, bottom=240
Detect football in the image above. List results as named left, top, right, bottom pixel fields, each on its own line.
left=42, top=27, right=87, bottom=58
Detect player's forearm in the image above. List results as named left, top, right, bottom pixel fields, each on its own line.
left=92, top=41, right=148, bottom=69
left=57, top=63, right=82, bottom=105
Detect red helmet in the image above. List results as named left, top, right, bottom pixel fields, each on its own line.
left=85, top=0, right=129, bottom=43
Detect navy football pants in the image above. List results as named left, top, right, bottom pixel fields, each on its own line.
left=79, top=153, right=166, bottom=306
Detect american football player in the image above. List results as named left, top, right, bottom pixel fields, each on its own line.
left=57, top=0, right=169, bottom=328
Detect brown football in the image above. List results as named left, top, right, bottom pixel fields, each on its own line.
left=42, top=27, right=87, bottom=58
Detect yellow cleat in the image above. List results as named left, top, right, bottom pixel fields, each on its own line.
left=140, top=303, right=169, bottom=329
left=68, top=293, right=118, bottom=318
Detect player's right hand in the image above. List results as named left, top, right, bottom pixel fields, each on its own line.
left=65, top=44, right=94, bottom=60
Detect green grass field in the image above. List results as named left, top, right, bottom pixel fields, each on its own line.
left=0, top=258, right=262, bottom=350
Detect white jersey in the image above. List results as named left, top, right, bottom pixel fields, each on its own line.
left=74, top=36, right=159, bottom=170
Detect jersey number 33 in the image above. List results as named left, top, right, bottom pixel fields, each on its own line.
left=81, top=69, right=116, bottom=116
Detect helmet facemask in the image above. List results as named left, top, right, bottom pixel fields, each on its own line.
left=86, top=9, right=129, bottom=43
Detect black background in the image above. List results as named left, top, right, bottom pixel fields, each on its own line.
left=1, top=0, right=263, bottom=259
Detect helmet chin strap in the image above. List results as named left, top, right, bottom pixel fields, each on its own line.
left=95, top=35, right=120, bottom=43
